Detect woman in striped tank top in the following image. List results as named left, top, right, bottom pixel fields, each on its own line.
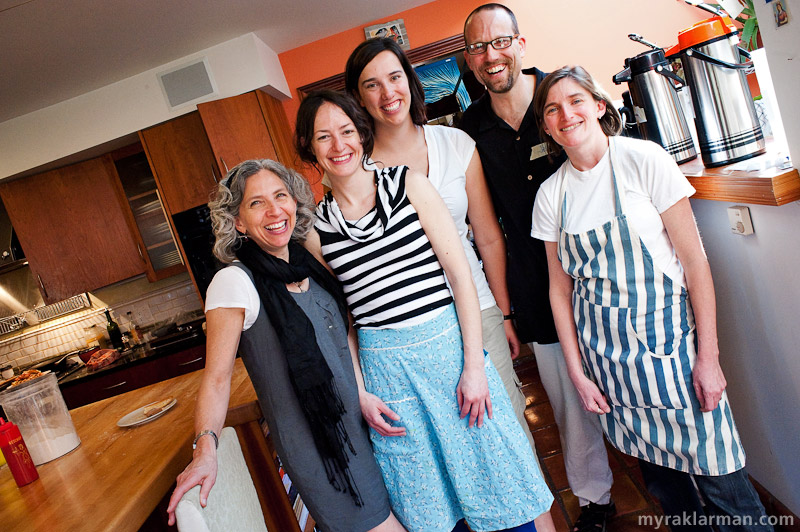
left=294, top=90, right=554, bottom=532
left=531, top=66, right=771, bottom=532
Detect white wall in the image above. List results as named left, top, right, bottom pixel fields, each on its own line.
left=691, top=198, right=800, bottom=514
left=753, top=0, right=800, bottom=164
left=688, top=1, right=800, bottom=511
left=0, top=33, right=290, bottom=180
left=689, top=0, right=800, bottom=514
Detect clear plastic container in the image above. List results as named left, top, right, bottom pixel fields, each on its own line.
left=84, top=324, right=107, bottom=349
left=0, top=372, right=80, bottom=465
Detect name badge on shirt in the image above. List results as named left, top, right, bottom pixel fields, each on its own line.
left=530, top=142, right=548, bottom=161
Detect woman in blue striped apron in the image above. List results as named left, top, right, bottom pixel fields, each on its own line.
left=530, top=66, right=772, bottom=532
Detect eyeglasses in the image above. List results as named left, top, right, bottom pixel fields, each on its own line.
left=465, top=35, right=519, bottom=55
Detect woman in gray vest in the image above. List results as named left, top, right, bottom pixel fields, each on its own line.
left=165, top=159, right=405, bottom=532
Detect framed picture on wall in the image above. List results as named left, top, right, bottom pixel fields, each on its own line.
left=415, top=56, right=471, bottom=119
left=364, top=19, right=409, bottom=49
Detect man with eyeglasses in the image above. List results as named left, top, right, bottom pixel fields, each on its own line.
left=459, top=4, right=615, bottom=532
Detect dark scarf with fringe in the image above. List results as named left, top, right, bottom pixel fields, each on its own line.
left=236, top=238, right=363, bottom=506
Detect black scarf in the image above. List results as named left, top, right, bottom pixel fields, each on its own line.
left=235, top=238, right=363, bottom=506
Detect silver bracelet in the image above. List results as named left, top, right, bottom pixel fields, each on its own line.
left=193, top=429, right=219, bottom=450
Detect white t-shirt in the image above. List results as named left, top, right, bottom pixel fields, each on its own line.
left=422, top=124, right=496, bottom=310
left=205, top=264, right=260, bottom=330
left=366, top=125, right=496, bottom=310
left=531, top=137, right=696, bottom=285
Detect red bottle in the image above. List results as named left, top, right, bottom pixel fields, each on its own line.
left=0, top=417, right=39, bottom=487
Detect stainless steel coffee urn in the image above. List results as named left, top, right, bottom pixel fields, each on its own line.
left=668, top=16, right=765, bottom=167
left=613, top=49, right=697, bottom=165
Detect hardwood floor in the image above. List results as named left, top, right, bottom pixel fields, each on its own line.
left=513, top=346, right=798, bottom=532
left=514, top=347, right=669, bottom=531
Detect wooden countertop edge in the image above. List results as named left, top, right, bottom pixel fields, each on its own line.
left=682, top=161, right=800, bottom=206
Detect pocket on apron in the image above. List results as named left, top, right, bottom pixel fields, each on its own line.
left=626, top=307, right=693, bottom=358
left=575, top=299, right=690, bottom=410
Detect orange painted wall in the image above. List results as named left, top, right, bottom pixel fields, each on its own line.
left=278, top=0, right=706, bottom=192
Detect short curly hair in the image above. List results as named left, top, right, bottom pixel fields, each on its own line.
left=208, top=159, right=315, bottom=263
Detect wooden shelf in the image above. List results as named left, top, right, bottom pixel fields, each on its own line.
left=681, top=154, right=800, bottom=206
left=128, top=189, right=158, bottom=202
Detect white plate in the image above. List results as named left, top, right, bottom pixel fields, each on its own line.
left=117, top=398, right=177, bottom=427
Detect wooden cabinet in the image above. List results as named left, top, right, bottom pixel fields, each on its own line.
left=140, top=90, right=297, bottom=215
left=112, top=144, right=185, bottom=281
left=60, top=359, right=158, bottom=409
left=255, top=90, right=301, bottom=172
left=60, top=344, right=207, bottom=409
left=139, top=111, right=219, bottom=214
left=197, top=91, right=279, bottom=174
left=0, top=155, right=146, bottom=303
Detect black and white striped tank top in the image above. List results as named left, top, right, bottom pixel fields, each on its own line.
left=314, top=166, right=453, bottom=329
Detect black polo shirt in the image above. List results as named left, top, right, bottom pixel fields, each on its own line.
left=460, top=67, right=565, bottom=345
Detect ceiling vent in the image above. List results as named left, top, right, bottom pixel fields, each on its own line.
left=157, top=57, right=218, bottom=109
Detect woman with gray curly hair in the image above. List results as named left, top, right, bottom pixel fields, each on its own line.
left=167, top=159, right=405, bottom=532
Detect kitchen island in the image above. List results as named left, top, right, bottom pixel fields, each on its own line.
left=0, top=359, right=300, bottom=532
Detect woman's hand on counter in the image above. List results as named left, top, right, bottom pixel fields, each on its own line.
left=166, top=439, right=218, bottom=526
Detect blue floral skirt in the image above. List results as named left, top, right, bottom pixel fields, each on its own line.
left=357, top=304, right=553, bottom=532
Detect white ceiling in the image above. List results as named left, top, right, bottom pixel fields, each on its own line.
left=0, top=0, right=433, bottom=123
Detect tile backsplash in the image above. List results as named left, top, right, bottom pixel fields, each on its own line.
left=0, top=278, right=202, bottom=370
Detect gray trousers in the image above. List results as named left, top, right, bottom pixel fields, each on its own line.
left=529, top=341, right=614, bottom=506
left=481, top=305, right=539, bottom=462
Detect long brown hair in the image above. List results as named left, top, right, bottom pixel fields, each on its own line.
left=345, top=37, right=427, bottom=126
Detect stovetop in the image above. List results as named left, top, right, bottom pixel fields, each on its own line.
left=30, top=350, right=90, bottom=382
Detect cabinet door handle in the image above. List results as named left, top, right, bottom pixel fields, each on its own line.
left=103, top=381, right=127, bottom=390
left=210, top=165, right=219, bottom=183
left=178, top=356, right=204, bottom=366
left=150, top=332, right=200, bottom=351
left=37, top=274, right=48, bottom=299
left=220, top=157, right=229, bottom=173
left=136, top=243, right=144, bottom=261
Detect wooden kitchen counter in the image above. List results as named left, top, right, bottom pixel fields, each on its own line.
left=681, top=152, right=800, bottom=206
left=0, top=359, right=258, bottom=532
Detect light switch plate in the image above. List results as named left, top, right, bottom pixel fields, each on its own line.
left=727, top=205, right=754, bottom=235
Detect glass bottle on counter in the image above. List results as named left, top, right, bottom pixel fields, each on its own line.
left=126, top=311, right=142, bottom=345
left=105, top=309, right=124, bottom=350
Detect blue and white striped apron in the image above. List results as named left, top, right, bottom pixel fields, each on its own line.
left=556, top=137, right=745, bottom=476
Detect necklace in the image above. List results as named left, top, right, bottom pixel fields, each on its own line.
left=293, top=279, right=307, bottom=293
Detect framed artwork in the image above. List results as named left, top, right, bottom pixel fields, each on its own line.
left=415, top=56, right=471, bottom=112
left=364, top=19, right=409, bottom=49
left=773, top=0, right=790, bottom=26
